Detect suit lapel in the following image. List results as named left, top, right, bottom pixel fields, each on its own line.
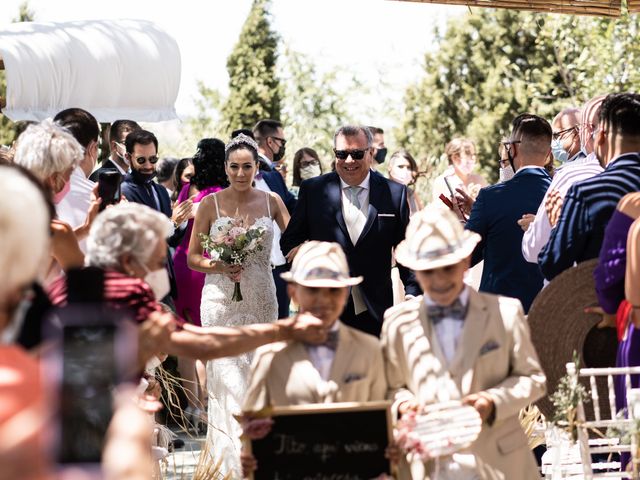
left=328, top=323, right=354, bottom=385
left=285, top=342, right=324, bottom=402
left=449, top=290, right=490, bottom=395
left=355, top=171, right=379, bottom=247
left=328, top=174, right=351, bottom=244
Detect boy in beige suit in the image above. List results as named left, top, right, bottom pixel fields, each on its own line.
left=382, top=207, right=546, bottom=480
left=241, top=241, right=388, bottom=476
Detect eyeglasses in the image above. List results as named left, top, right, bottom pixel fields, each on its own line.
left=300, top=159, right=320, bottom=168
left=552, top=126, right=578, bottom=140
left=497, top=156, right=511, bottom=168
left=269, top=136, right=287, bottom=147
left=132, top=155, right=159, bottom=165
left=334, top=149, right=368, bottom=160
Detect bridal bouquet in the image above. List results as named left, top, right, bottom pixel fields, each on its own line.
left=199, top=217, right=267, bottom=301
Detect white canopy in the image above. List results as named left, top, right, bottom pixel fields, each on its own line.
left=0, top=19, right=181, bottom=122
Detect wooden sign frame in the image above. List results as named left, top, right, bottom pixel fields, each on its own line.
left=244, top=401, right=395, bottom=480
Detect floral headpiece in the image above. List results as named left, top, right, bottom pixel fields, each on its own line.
left=225, top=133, right=259, bottom=154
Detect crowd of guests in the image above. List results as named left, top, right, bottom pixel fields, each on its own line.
left=1, top=91, right=640, bottom=479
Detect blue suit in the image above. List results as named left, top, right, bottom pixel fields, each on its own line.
left=281, top=170, right=420, bottom=337
left=262, top=170, right=296, bottom=214
left=539, top=153, right=640, bottom=280
left=121, top=174, right=184, bottom=301
left=465, top=167, right=551, bottom=313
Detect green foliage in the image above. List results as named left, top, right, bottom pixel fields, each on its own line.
left=398, top=9, right=640, bottom=191
left=279, top=45, right=359, bottom=172
left=222, top=0, right=281, bottom=132
left=549, top=352, right=589, bottom=442
left=0, top=2, right=35, bottom=146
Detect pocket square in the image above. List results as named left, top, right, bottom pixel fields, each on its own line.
left=377, top=213, right=395, bottom=217
left=343, top=373, right=364, bottom=384
left=480, top=340, right=500, bottom=355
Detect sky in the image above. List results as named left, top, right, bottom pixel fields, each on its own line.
left=0, top=0, right=463, bottom=115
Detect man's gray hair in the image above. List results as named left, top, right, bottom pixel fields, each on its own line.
left=333, top=125, right=373, bottom=148
left=86, top=203, right=173, bottom=270
left=13, top=119, right=83, bottom=182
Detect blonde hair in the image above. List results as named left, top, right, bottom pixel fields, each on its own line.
left=0, top=166, right=50, bottom=302
left=13, top=119, right=83, bottom=181
left=445, top=138, right=476, bottom=164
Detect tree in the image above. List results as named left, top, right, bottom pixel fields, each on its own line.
left=397, top=8, right=640, bottom=195
left=279, top=45, right=359, bottom=170
left=0, top=2, right=35, bottom=146
left=222, top=0, right=281, bottom=131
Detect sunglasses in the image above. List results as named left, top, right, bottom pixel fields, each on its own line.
left=131, top=155, right=159, bottom=165
left=334, top=149, right=368, bottom=160
left=552, top=126, right=577, bottom=140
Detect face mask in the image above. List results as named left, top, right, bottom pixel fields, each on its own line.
left=551, top=139, right=569, bottom=163
left=391, top=168, right=413, bottom=185
left=272, top=142, right=286, bottom=163
left=499, top=165, right=515, bottom=183
left=374, top=147, right=387, bottom=164
left=457, top=159, right=475, bottom=176
left=131, top=168, right=157, bottom=184
left=53, top=177, right=71, bottom=204
left=142, top=266, right=171, bottom=300
left=299, top=164, right=321, bottom=181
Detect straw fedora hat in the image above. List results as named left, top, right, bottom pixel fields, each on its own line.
left=395, top=206, right=481, bottom=271
left=528, top=258, right=617, bottom=419
left=281, top=241, right=363, bottom=288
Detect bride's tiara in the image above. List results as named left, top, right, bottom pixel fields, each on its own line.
left=225, top=133, right=259, bottom=154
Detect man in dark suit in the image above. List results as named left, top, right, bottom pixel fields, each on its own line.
left=120, top=129, right=192, bottom=304
left=539, top=92, right=640, bottom=280
left=460, top=114, right=552, bottom=313
left=89, top=119, right=141, bottom=182
left=281, top=125, right=420, bottom=337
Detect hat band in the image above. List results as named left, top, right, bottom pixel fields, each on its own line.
left=295, top=267, right=345, bottom=282
left=414, top=242, right=463, bottom=260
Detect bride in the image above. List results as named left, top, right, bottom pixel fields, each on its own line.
left=188, top=133, right=290, bottom=476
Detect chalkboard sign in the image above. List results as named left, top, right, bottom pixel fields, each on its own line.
left=246, top=401, right=393, bottom=480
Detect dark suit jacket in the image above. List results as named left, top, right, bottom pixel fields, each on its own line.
left=262, top=170, right=297, bottom=214
left=88, top=159, right=124, bottom=183
left=121, top=174, right=185, bottom=299
left=539, top=153, right=640, bottom=280
left=280, top=170, right=420, bottom=330
left=465, top=167, right=551, bottom=313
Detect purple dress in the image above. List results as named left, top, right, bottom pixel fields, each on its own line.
left=172, top=183, right=222, bottom=326
left=614, top=302, right=640, bottom=470
left=594, top=210, right=635, bottom=314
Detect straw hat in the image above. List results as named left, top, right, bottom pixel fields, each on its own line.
left=281, top=241, right=363, bottom=288
left=528, top=259, right=617, bottom=419
left=395, top=206, right=481, bottom=271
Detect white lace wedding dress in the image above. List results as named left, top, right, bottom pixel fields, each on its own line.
left=200, top=193, right=278, bottom=478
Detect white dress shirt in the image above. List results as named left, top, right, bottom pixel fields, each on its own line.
left=521, top=154, right=603, bottom=263
left=339, top=172, right=371, bottom=314
left=305, top=321, right=340, bottom=380
left=253, top=176, right=287, bottom=267
left=424, top=287, right=470, bottom=365
left=56, top=166, right=95, bottom=252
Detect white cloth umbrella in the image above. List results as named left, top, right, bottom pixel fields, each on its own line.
left=0, top=19, right=180, bottom=122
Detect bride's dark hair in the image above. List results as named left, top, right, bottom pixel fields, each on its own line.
left=191, top=138, right=229, bottom=190
left=225, top=132, right=259, bottom=163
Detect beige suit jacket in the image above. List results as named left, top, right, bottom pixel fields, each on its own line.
left=381, top=290, right=546, bottom=480
left=243, top=322, right=387, bottom=411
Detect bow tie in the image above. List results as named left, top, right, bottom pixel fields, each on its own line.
left=255, top=172, right=263, bottom=180
left=427, top=298, right=467, bottom=324
left=307, top=329, right=339, bottom=351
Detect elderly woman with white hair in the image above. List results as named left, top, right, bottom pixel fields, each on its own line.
left=0, top=164, right=52, bottom=480
left=48, top=202, right=327, bottom=367
left=13, top=119, right=100, bottom=285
